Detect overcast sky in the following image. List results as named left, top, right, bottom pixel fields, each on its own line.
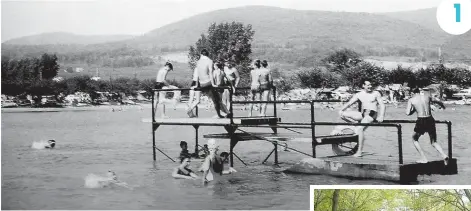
left=1, top=0, right=442, bottom=42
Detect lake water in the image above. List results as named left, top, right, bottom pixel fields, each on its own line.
left=2, top=104, right=470, bottom=209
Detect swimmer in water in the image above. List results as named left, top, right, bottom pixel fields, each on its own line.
left=104, top=170, right=133, bottom=189
left=199, top=139, right=236, bottom=185
left=32, top=139, right=56, bottom=149
left=172, top=157, right=199, bottom=179
left=45, top=140, right=56, bottom=148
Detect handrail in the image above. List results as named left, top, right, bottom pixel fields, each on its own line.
left=149, top=85, right=453, bottom=166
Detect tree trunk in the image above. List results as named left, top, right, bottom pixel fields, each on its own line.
left=332, top=189, right=340, bottom=211
left=464, top=189, right=471, bottom=202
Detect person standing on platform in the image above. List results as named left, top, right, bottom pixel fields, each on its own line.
left=187, top=49, right=231, bottom=118
left=248, top=59, right=262, bottom=117
left=222, top=61, right=240, bottom=109
left=406, top=87, right=448, bottom=164
left=337, top=80, right=385, bottom=157
left=154, top=62, right=173, bottom=118
left=259, top=60, right=273, bottom=116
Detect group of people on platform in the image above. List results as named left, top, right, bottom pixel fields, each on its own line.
left=155, top=49, right=449, bottom=173
left=153, top=49, right=274, bottom=119
left=335, top=79, right=448, bottom=164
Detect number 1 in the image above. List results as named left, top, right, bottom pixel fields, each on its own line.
left=454, top=3, right=461, bottom=22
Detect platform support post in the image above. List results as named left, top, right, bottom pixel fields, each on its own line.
left=193, top=125, right=200, bottom=156
left=447, top=121, right=452, bottom=159
left=274, top=143, right=278, bottom=165
left=397, top=124, right=403, bottom=165
left=152, top=124, right=159, bottom=161
left=310, top=101, right=316, bottom=158
left=228, top=126, right=237, bottom=167
left=262, top=148, right=275, bottom=164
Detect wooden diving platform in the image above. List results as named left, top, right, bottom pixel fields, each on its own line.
left=284, top=154, right=458, bottom=184
left=142, top=117, right=281, bottom=126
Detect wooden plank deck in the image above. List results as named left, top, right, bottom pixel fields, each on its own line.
left=285, top=154, right=458, bottom=183
left=142, top=117, right=280, bottom=126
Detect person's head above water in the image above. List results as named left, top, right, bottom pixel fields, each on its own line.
left=220, top=152, right=229, bottom=163
left=180, top=141, right=188, bottom=150
left=179, top=157, right=191, bottom=167
left=107, top=170, right=118, bottom=181
left=207, top=139, right=218, bottom=152
left=47, top=140, right=56, bottom=148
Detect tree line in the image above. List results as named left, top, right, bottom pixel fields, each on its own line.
left=315, top=189, right=471, bottom=211
left=2, top=45, right=156, bottom=68
left=281, top=49, right=471, bottom=96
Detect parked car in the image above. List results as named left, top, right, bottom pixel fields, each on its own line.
left=332, top=91, right=353, bottom=101
left=316, top=91, right=335, bottom=100
left=41, top=96, right=62, bottom=107
left=15, top=99, right=32, bottom=106
left=1, top=100, right=18, bottom=108
left=452, top=89, right=471, bottom=99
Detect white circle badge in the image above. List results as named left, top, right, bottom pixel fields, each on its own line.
left=437, top=0, right=471, bottom=35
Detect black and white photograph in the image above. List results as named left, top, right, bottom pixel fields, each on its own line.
left=1, top=0, right=471, bottom=210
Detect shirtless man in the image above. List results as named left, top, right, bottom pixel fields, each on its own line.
left=154, top=62, right=173, bottom=118
left=222, top=61, right=240, bottom=109
left=406, top=87, right=448, bottom=164
left=187, top=49, right=230, bottom=118
left=259, top=60, right=273, bottom=116
left=338, top=80, right=385, bottom=157
left=248, top=60, right=262, bottom=117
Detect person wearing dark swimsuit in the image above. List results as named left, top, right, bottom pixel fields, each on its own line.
left=406, top=87, right=448, bottom=164
left=172, top=157, right=199, bottom=179
left=338, top=80, right=385, bottom=157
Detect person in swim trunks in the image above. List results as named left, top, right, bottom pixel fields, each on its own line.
left=259, top=60, right=273, bottom=116
left=213, top=62, right=226, bottom=94
left=187, top=67, right=201, bottom=117
left=172, top=157, right=199, bottom=179
left=187, top=49, right=230, bottom=118
left=198, top=139, right=236, bottom=185
left=154, top=62, right=173, bottom=118
left=406, top=87, right=448, bottom=164
left=338, top=80, right=385, bottom=157
left=222, top=61, right=240, bottom=109
left=248, top=59, right=262, bottom=117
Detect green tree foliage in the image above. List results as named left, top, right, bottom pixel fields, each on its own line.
left=1, top=54, right=58, bottom=96
left=39, top=53, right=59, bottom=79
left=386, top=65, right=416, bottom=87
left=296, top=67, right=342, bottom=88
left=341, top=61, right=388, bottom=88
left=314, top=189, right=471, bottom=211
left=322, top=48, right=363, bottom=74
left=188, top=22, right=255, bottom=87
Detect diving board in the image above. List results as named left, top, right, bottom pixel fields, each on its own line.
left=142, top=117, right=280, bottom=125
